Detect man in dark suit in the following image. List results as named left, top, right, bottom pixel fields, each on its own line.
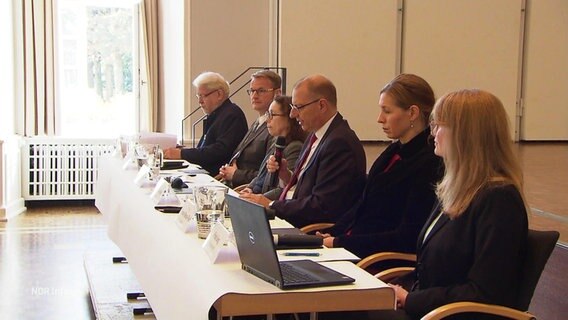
left=218, top=70, right=282, bottom=187
left=241, top=74, right=366, bottom=228
left=164, top=72, right=248, bottom=174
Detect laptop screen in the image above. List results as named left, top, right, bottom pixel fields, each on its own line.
left=227, top=194, right=284, bottom=285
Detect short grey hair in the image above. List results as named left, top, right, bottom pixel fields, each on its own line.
left=192, top=71, right=230, bottom=97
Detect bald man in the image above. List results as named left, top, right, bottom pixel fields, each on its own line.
left=241, top=74, right=366, bottom=228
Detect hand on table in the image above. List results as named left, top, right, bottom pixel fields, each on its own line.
left=239, top=192, right=271, bottom=209
left=164, top=148, right=181, bottom=159
left=316, top=231, right=334, bottom=248
left=219, top=163, right=237, bottom=181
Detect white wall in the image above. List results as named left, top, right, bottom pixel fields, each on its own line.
left=0, top=0, right=15, bottom=138
left=0, top=0, right=25, bottom=220
left=158, top=0, right=186, bottom=141
left=0, top=137, right=26, bottom=221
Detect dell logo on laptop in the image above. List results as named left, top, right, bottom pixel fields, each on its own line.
left=248, top=231, right=255, bottom=244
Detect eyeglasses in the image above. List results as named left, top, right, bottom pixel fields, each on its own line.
left=195, top=90, right=218, bottom=99
left=265, top=110, right=287, bottom=120
left=247, top=88, right=277, bottom=96
left=290, top=98, right=321, bottom=112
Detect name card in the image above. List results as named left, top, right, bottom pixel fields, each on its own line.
left=203, top=222, right=230, bottom=263
left=134, top=165, right=151, bottom=187
left=176, top=200, right=196, bottom=233
left=150, top=178, right=171, bottom=204
left=122, top=157, right=138, bottom=170
left=111, top=139, right=123, bottom=159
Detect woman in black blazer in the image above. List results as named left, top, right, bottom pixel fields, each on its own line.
left=389, top=89, right=529, bottom=319
left=317, top=74, right=443, bottom=260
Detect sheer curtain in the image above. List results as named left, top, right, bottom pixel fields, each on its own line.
left=140, top=0, right=160, bottom=132
left=21, top=0, right=56, bottom=136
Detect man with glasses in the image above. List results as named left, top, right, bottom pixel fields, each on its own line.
left=164, top=71, right=247, bottom=175
left=242, top=74, right=366, bottom=228
left=218, top=70, right=282, bottom=187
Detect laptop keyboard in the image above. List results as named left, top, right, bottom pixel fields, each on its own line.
left=280, top=262, right=319, bottom=284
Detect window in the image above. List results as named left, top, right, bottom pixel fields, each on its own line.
left=55, top=0, right=140, bottom=138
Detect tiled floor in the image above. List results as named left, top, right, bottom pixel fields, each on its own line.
left=0, top=142, right=566, bottom=319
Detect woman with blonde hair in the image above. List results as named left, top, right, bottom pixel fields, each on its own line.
left=390, top=89, right=529, bottom=319
left=322, top=89, right=529, bottom=320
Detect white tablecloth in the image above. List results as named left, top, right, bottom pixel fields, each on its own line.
left=95, top=156, right=395, bottom=319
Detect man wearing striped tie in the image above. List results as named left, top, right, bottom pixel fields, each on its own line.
left=218, top=70, right=282, bottom=187
left=241, top=74, right=366, bottom=228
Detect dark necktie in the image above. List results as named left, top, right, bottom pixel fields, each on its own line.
left=230, top=120, right=260, bottom=163
left=279, top=134, right=318, bottom=200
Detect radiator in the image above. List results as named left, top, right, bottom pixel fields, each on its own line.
left=22, top=138, right=116, bottom=200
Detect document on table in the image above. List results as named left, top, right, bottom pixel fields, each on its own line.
left=139, top=131, right=177, bottom=150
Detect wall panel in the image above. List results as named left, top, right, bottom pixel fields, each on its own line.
left=184, top=0, right=271, bottom=143
left=280, top=0, right=400, bottom=140
left=522, top=0, right=568, bottom=140
left=403, top=0, right=523, bottom=139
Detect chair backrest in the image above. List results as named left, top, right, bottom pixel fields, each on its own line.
left=516, top=229, right=560, bottom=310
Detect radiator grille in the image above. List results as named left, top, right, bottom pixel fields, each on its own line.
left=23, top=138, right=116, bottom=200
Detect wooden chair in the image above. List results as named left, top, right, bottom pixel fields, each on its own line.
left=359, top=230, right=559, bottom=320
left=300, top=223, right=335, bottom=234
left=356, top=252, right=417, bottom=283
left=233, top=184, right=248, bottom=193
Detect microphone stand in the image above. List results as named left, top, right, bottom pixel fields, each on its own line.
left=181, top=107, right=202, bottom=146
left=192, top=114, right=208, bottom=148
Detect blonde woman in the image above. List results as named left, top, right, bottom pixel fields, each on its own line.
left=384, top=89, right=529, bottom=320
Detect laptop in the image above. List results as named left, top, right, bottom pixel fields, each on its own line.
left=226, top=194, right=355, bottom=289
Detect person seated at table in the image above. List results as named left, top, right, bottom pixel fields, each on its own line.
left=321, top=89, right=529, bottom=320
left=164, top=71, right=248, bottom=175
left=240, top=74, right=367, bottom=228
left=239, top=95, right=307, bottom=197
left=218, top=70, right=282, bottom=187
left=316, top=74, right=444, bottom=261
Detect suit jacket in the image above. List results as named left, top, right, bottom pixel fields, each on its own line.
left=229, top=120, right=272, bottom=187
left=180, top=99, right=248, bottom=174
left=403, top=184, right=528, bottom=319
left=331, top=128, right=444, bottom=258
left=270, top=113, right=366, bottom=228
left=248, top=138, right=304, bottom=196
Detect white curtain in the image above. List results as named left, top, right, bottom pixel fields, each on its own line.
left=140, top=0, right=160, bottom=132
left=21, top=0, right=56, bottom=136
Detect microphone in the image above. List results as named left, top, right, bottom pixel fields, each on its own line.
left=180, top=106, right=203, bottom=146
left=171, top=177, right=188, bottom=189
left=263, top=136, right=286, bottom=193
